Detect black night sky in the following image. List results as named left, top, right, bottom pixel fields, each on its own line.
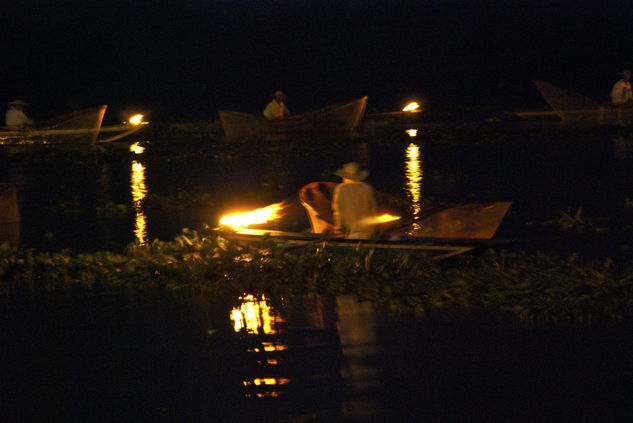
left=2, top=0, right=632, bottom=122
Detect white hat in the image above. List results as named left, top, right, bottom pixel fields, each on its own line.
left=334, top=162, right=369, bottom=181
left=272, top=90, right=287, bottom=100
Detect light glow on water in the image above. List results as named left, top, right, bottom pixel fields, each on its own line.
left=405, top=143, right=423, bottom=233
left=231, top=294, right=276, bottom=334
left=129, top=142, right=145, bottom=154
left=130, top=160, right=148, bottom=244
left=406, top=129, right=418, bottom=137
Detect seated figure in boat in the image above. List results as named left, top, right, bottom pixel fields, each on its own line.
left=332, top=162, right=377, bottom=239
left=263, top=90, right=291, bottom=119
left=5, top=99, right=34, bottom=129
left=609, top=70, right=633, bottom=105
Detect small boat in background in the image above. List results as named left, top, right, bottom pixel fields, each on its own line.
left=218, top=96, right=367, bottom=140
left=0, top=105, right=147, bottom=147
left=518, top=80, right=633, bottom=125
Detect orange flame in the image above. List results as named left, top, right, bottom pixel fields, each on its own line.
left=402, top=102, right=421, bottom=112
left=129, top=114, right=144, bottom=125
left=220, top=202, right=285, bottom=229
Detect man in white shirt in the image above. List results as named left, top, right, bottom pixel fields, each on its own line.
left=263, top=90, right=291, bottom=119
left=609, top=70, right=633, bottom=104
left=5, top=100, right=34, bottom=128
left=332, top=162, right=377, bottom=239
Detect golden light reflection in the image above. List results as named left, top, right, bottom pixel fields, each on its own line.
left=243, top=378, right=291, bottom=386
left=220, top=202, right=286, bottom=229
left=129, top=142, right=145, bottom=154
left=231, top=294, right=276, bottom=334
left=405, top=143, right=423, bottom=233
left=128, top=114, right=144, bottom=125
left=402, top=102, right=421, bottom=112
left=359, top=213, right=401, bottom=226
left=130, top=160, right=148, bottom=244
left=406, top=129, right=418, bottom=137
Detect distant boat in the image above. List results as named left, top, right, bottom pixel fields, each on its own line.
left=218, top=96, right=368, bottom=140
left=0, top=105, right=146, bottom=147
left=518, top=80, right=633, bottom=125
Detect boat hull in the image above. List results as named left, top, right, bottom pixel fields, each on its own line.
left=0, top=105, right=146, bottom=149
left=214, top=228, right=516, bottom=260
left=531, top=80, right=633, bottom=125
left=0, top=105, right=107, bottom=145
left=218, top=97, right=367, bottom=140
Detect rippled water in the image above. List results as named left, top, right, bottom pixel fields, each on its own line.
left=2, top=291, right=632, bottom=422
left=2, top=133, right=633, bottom=258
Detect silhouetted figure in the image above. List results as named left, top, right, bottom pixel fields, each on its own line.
left=263, top=90, right=291, bottom=119
left=332, top=162, right=377, bottom=239
left=5, top=100, right=33, bottom=129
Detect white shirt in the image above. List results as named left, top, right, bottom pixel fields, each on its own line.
left=610, top=79, right=633, bottom=104
left=5, top=107, right=33, bottom=128
left=332, top=181, right=377, bottom=239
left=263, top=100, right=290, bottom=119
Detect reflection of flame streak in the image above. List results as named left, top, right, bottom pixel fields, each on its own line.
left=405, top=143, right=423, bottom=232
left=231, top=294, right=276, bottom=335
left=231, top=294, right=291, bottom=398
left=129, top=142, right=145, bottom=154
left=405, top=129, right=418, bottom=137
left=130, top=161, right=147, bottom=244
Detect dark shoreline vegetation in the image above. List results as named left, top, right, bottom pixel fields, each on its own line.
left=3, top=114, right=633, bottom=324
left=1, top=227, right=632, bottom=324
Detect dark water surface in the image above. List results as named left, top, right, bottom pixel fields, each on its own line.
left=2, top=133, right=633, bottom=258
left=2, top=133, right=633, bottom=421
left=2, top=291, right=633, bottom=422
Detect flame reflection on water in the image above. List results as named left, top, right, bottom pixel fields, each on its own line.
left=231, top=294, right=277, bottom=335
left=405, top=143, right=423, bottom=233
left=231, top=294, right=291, bottom=398
left=130, top=160, right=148, bottom=244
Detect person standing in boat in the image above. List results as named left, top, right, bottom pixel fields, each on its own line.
left=263, top=90, right=291, bottom=119
left=604, top=70, right=633, bottom=124
left=332, top=162, right=377, bottom=239
left=609, top=70, right=633, bottom=105
left=5, top=99, right=34, bottom=129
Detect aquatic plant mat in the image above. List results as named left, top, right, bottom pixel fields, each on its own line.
left=1, top=228, right=632, bottom=324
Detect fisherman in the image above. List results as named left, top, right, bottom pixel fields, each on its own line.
left=609, top=70, right=633, bottom=104
left=332, top=162, right=377, bottom=239
left=5, top=99, right=34, bottom=129
left=263, top=90, right=291, bottom=120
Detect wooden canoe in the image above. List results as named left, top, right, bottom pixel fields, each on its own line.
left=298, top=181, right=512, bottom=240
left=528, top=80, right=633, bottom=125
left=0, top=105, right=146, bottom=147
left=215, top=182, right=514, bottom=260
left=213, top=228, right=517, bottom=260
left=218, top=96, right=368, bottom=140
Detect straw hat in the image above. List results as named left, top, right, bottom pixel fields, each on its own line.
left=272, top=90, right=287, bottom=101
left=8, top=99, right=28, bottom=107
left=334, top=162, right=369, bottom=181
